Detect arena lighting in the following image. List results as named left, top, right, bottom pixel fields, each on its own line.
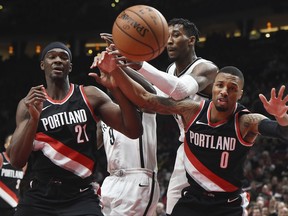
left=85, top=43, right=107, bottom=48
left=199, top=37, right=206, bottom=43
left=265, top=33, right=271, bottom=38
left=35, top=45, right=41, bottom=55
left=260, top=27, right=278, bottom=33
left=8, top=46, right=14, bottom=55
left=260, top=21, right=279, bottom=33
left=234, top=31, right=241, bottom=37
left=280, top=25, right=288, bottom=30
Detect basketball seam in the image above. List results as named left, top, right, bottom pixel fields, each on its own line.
left=127, top=7, right=161, bottom=56
left=112, top=5, right=168, bottom=61
left=114, top=22, right=155, bottom=59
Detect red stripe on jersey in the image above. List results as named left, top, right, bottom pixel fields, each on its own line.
left=79, top=85, right=99, bottom=122
left=45, top=84, right=74, bottom=104
left=0, top=181, right=18, bottom=203
left=208, top=102, right=232, bottom=127
left=35, top=132, right=94, bottom=172
left=185, top=100, right=205, bottom=131
left=235, top=112, right=254, bottom=146
left=184, top=140, right=238, bottom=192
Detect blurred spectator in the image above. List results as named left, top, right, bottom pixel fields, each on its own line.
left=153, top=202, right=166, bottom=216
left=0, top=134, right=25, bottom=216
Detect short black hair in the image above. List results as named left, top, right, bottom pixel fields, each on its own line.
left=219, top=66, right=245, bottom=86
left=40, top=41, right=72, bottom=61
left=168, top=18, right=200, bottom=42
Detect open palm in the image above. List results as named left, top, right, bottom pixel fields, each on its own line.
left=259, top=85, right=288, bottom=118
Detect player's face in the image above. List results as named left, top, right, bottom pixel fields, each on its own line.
left=41, top=48, right=72, bottom=81
left=166, top=24, right=191, bottom=61
left=212, top=72, right=243, bottom=112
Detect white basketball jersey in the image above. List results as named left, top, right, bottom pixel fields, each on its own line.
left=100, top=112, right=158, bottom=173
left=167, top=58, right=212, bottom=142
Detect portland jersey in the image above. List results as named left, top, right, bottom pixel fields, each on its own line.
left=100, top=112, right=157, bottom=173
left=184, top=100, right=252, bottom=192
left=0, top=152, right=24, bottom=208
left=167, top=58, right=214, bottom=142
left=31, top=84, right=99, bottom=180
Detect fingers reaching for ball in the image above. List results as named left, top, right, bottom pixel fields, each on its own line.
left=91, top=51, right=118, bottom=74
left=100, top=33, right=114, bottom=46
left=23, top=85, right=47, bottom=119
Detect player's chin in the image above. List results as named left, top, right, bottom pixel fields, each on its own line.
left=215, top=104, right=228, bottom=112
left=167, top=51, right=177, bottom=60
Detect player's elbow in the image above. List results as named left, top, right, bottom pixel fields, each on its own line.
left=9, top=157, right=26, bottom=169
left=7, top=147, right=27, bottom=169
left=170, top=75, right=199, bottom=100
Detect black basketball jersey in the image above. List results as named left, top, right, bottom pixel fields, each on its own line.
left=184, top=100, right=251, bottom=192
left=0, top=152, right=24, bottom=208
left=29, top=84, right=99, bottom=181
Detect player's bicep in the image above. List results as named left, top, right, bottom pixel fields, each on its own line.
left=240, top=114, right=267, bottom=140
left=98, top=102, right=124, bottom=132
left=15, top=99, right=30, bottom=126
left=192, top=63, right=218, bottom=89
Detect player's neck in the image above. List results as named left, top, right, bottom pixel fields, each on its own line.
left=45, top=82, right=71, bottom=101
left=210, top=103, right=235, bottom=124
left=174, top=55, right=198, bottom=76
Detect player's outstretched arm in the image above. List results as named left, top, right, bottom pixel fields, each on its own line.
left=259, top=85, right=288, bottom=126
left=93, top=51, right=200, bottom=122
left=94, top=34, right=199, bottom=101
left=258, top=85, right=288, bottom=142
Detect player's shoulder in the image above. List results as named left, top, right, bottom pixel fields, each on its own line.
left=82, top=85, right=111, bottom=107
left=195, top=58, right=218, bottom=69
left=0, top=152, right=4, bottom=168
left=83, top=85, right=107, bottom=96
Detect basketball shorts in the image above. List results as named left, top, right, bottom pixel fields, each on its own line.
left=170, top=187, right=249, bottom=216
left=15, top=177, right=103, bottom=216
left=101, top=168, right=160, bottom=216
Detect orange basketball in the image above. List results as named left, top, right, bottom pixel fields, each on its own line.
left=112, top=5, right=169, bottom=61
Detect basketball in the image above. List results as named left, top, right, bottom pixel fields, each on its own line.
left=112, top=5, right=169, bottom=62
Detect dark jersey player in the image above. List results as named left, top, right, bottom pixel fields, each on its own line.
left=0, top=134, right=24, bottom=216
left=7, top=42, right=142, bottom=216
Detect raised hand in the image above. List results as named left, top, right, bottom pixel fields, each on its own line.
left=100, top=33, right=143, bottom=70
left=89, top=69, right=118, bottom=89
left=100, top=33, right=114, bottom=46
left=259, top=85, right=288, bottom=119
left=23, top=85, right=46, bottom=120
left=90, top=51, right=117, bottom=73
left=89, top=51, right=118, bottom=89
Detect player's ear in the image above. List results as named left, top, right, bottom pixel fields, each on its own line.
left=40, top=61, right=44, bottom=70
left=69, top=62, right=73, bottom=73
left=189, top=35, right=196, bottom=45
left=238, top=90, right=243, bottom=100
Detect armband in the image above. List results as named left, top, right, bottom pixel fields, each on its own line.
left=170, top=75, right=199, bottom=100
left=258, top=119, right=288, bottom=141
left=139, top=62, right=198, bottom=100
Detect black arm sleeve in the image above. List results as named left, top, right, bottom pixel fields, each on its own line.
left=258, top=119, right=288, bottom=142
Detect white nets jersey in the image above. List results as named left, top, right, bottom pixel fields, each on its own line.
left=167, top=58, right=214, bottom=142
left=100, top=112, right=158, bottom=173
left=100, top=112, right=160, bottom=216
